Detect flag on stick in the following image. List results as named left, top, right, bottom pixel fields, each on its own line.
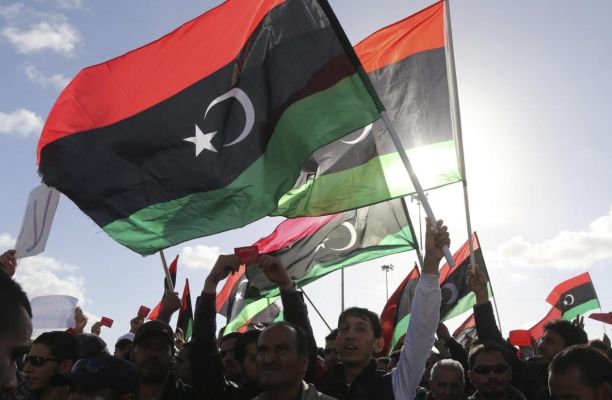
left=148, top=255, right=178, bottom=320
left=546, top=272, right=600, bottom=321
left=177, top=279, right=193, bottom=341
left=38, top=0, right=381, bottom=255
left=274, top=0, right=460, bottom=218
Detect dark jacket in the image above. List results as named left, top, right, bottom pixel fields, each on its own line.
left=317, top=361, right=394, bottom=400
left=467, top=385, right=526, bottom=400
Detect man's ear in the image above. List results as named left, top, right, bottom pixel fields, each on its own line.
left=300, top=354, right=309, bottom=373
left=373, top=337, right=385, bottom=354
left=58, top=359, right=73, bottom=374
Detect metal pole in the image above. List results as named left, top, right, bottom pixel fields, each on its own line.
left=381, top=111, right=455, bottom=267
left=301, top=289, right=333, bottom=331
left=403, top=196, right=425, bottom=269
left=159, top=250, right=175, bottom=294
left=381, top=264, right=395, bottom=301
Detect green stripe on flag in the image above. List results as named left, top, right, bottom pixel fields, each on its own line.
left=390, top=314, right=411, bottom=353
left=441, top=284, right=493, bottom=322
left=225, top=296, right=282, bottom=334
left=562, top=299, right=600, bottom=321
left=104, top=73, right=379, bottom=255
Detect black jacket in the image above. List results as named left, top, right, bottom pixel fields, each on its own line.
left=317, top=361, right=394, bottom=400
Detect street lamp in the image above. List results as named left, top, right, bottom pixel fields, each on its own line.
left=381, top=264, right=394, bottom=301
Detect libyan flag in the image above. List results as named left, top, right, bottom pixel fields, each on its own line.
left=545, top=272, right=600, bottom=321
left=176, top=279, right=193, bottom=341
left=379, top=264, right=420, bottom=355
left=219, top=198, right=416, bottom=333
left=148, top=255, right=178, bottom=321
left=37, top=0, right=380, bottom=255
left=274, top=0, right=460, bottom=218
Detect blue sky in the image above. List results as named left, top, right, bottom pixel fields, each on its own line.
left=1, top=0, right=611, bottom=347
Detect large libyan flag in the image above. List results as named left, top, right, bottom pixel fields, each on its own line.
left=274, top=0, right=461, bottom=217
left=37, top=0, right=380, bottom=255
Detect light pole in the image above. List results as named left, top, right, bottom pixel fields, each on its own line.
left=381, top=264, right=394, bottom=301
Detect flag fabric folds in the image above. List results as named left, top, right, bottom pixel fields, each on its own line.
left=545, top=272, right=600, bottom=321
left=452, top=313, right=476, bottom=347
left=177, top=279, right=193, bottom=341
left=589, top=312, right=612, bottom=325
left=274, top=0, right=460, bottom=218
left=379, top=264, right=420, bottom=355
left=148, top=255, right=178, bottom=320
left=38, top=0, right=380, bottom=255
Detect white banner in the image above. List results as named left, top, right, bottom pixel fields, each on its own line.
left=15, top=184, right=60, bottom=259
left=31, top=295, right=77, bottom=330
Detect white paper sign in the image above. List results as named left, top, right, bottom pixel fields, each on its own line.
left=31, top=295, right=77, bottom=330
left=15, top=184, right=60, bottom=259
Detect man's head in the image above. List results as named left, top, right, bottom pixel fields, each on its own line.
left=219, top=332, right=242, bottom=383
left=24, top=331, right=79, bottom=394
left=587, top=340, right=612, bottom=361
left=256, top=322, right=308, bottom=390
left=548, top=345, right=612, bottom=400
left=61, top=355, right=139, bottom=400
left=324, top=329, right=339, bottom=369
left=336, top=307, right=383, bottom=367
left=539, top=320, right=588, bottom=363
left=468, top=342, right=512, bottom=399
left=430, top=359, right=465, bottom=400
left=0, top=271, right=32, bottom=394
left=132, top=320, right=174, bottom=384
left=422, top=352, right=446, bottom=388
left=234, top=330, right=260, bottom=383
left=114, top=333, right=134, bottom=361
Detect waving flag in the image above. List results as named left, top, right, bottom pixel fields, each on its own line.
left=274, top=0, right=460, bottom=217
left=38, top=0, right=380, bottom=255
left=453, top=313, right=476, bottom=347
left=176, top=279, right=193, bottom=341
left=546, top=272, right=600, bottom=321
left=379, top=264, right=420, bottom=355
left=528, top=306, right=562, bottom=340
left=148, top=255, right=178, bottom=320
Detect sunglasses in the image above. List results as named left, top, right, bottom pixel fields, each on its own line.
left=25, top=355, right=59, bottom=367
left=472, top=364, right=510, bottom=375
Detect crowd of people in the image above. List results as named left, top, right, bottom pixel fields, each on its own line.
left=1, top=220, right=611, bottom=400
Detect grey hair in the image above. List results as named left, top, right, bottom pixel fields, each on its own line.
left=430, top=359, right=465, bottom=383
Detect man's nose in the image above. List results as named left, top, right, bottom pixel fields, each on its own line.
left=1, top=362, right=18, bottom=394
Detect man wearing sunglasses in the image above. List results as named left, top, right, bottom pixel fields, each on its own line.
left=467, top=342, right=526, bottom=400
left=23, top=332, right=79, bottom=400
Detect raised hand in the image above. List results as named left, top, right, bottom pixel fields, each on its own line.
left=467, top=264, right=488, bottom=305
left=175, top=327, right=185, bottom=350
left=91, top=321, right=102, bottom=336
left=74, top=307, right=88, bottom=334
left=0, top=250, right=17, bottom=277
left=130, top=315, right=144, bottom=333
left=436, top=322, right=451, bottom=342
left=423, top=218, right=450, bottom=274
left=204, top=254, right=241, bottom=293
left=258, top=254, right=292, bottom=290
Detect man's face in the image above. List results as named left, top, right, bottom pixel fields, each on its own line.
left=114, top=342, right=132, bottom=360
left=430, top=367, right=465, bottom=400
left=336, top=315, right=382, bottom=367
left=23, top=342, right=67, bottom=393
left=468, top=351, right=512, bottom=398
left=174, top=346, right=192, bottom=385
left=219, top=337, right=241, bottom=382
left=324, top=339, right=339, bottom=368
left=539, top=330, right=566, bottom=363
left=549, top=366, right=612, bottom=400
left=0, top=306, right=31, bottom=394
left=133, top=335, right=172, bottom=384
left=256, top=325, right=307, bottom=389
left=241, top=342, right=258, bottom=383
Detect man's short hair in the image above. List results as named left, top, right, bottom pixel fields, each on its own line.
left=219, top=332, right=242, bottom=346
left=468, top=341, right=510, bottom=370
left=325, top=328, right=338, bottom=342
left=263, top=322, right=308, bottom=356
left=431, top=359, right=465, bottom=383
left=338, top=307, right=382, bottom=339
left=33, top=331, right=79, bottom=362
left=544, top=320, right=588, bottom=347
left=587, top=339, right=612, bottom=360
left=0, top=270, right=32, bottom=337
left=234, top=330, right=260, bottom=363
left=549, top=345, right=612, bottom=387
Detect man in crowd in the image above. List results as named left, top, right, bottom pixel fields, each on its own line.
left=55, top=354, right=139, bottom=400
left=467, top=342, right=525, bottom=400
left=218, top=333, right=242, bottom=384
left=132, top=320, right=192, bottom=400
left=548, top=345, right=612, bottom=400
left=252, top=322, right=335, bottom=400
left=428, top=359, right=466, bottom=400
left=23, top=331, right=78, bottom=400
left=323, top=330, right=339, bottom=370
left=316, top=218, right=448, bottom=400
left=114, top=333, right=135, bottom=361
left=0, top=268, right=32, bottom=395
left=233, top=330, right=261, bottom=397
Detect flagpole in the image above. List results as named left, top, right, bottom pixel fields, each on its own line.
left=301, top=288, right=333, bottom=331
left=341, top=269, right=345, bottom=312
left=589, top=273, right=608, bottom=335
left=401, top=197, right=424, bottom=269
left=159, top=250, right=175, bottom=294
left=381, top=112, right=455, bottom=267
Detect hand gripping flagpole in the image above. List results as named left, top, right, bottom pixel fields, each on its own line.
left=159, top=249, right=175, bottom=294
left=381, top=111, right=455, bottom=267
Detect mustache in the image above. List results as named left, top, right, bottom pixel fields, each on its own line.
left=260, top=362, right=281, bottom=371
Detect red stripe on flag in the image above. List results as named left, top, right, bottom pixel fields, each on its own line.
left=452, top=313, right=475, bottom=337
left=355, top=0, right=444, bottom=74
left=529, top=306, right=562, bottom=340
left=216, top=265, right=246, bottom=313
left=545, top=272, right=592, bottom=306
left=180, top=279, right=191, bottom=314
left=255, top=214, right=338, bottom=253
left=37, top=0, right=285, bottom=160
left=439, top=233, right=480, bottom=283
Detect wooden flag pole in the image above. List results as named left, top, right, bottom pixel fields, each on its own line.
left=381, top=111, right=455, bottom=267
left=159, top=249, right=175, bottom=294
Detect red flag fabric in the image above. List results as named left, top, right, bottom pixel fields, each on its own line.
left=588, top=312, right=612, bottom=325
left=452, top=313, right=476, bottom=347
left=546, top=272, right=592, bottom=305
left=148, top=255, right=178, bottom=320
left=528, top=306, right=562, bottom=340
left=509, top=330, right=532, bottom=347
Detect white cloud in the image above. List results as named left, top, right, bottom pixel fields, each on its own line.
left=0, top=109, right=44, bottom=137
left=494, top=206, right=612, bottom=269
left=0, top=233, right=16, bottom=248
left=180, top=245, right=222, bottom=269
left=0, top=3, right=24, bottom=19
left=24, top=64, right=70, bottom=90
left=2, top=19, right=80, bottom=55
left=56, top=0, right=82, bottom=10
